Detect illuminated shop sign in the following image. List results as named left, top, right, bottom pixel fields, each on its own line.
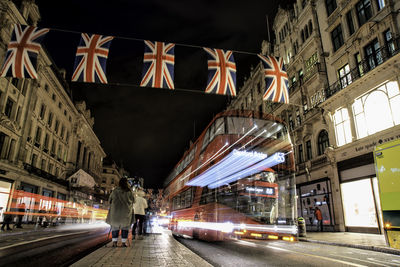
left=245, top=186, right=275, bottom=195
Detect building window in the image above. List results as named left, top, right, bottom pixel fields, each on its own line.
left=60, top=125, right=65, bottom=138
left=41, top=159, right=46, bottom=170
left=301, top=30, right=305, bottom=43
left=306, top=140, right=312, bottom=160
left=52, top=93, right=56, bottom=101
left=296, top=109, right=301, bottom=126
left=44, top=133, right=49, bottom=150
left=58, top=102, right=62, bottom=109
left=4, top=98, right=14, bottom=118
left=303, top=97, right=308, bottom=113
left=289, top=114, right=294, bottom=130
left=325, top=0, right=337, bottom=16
left=334, top=108, right=352, bottom=146
left=305, top=25, right=309, bottom=39
left=317, top=130, right=330, bottom=155
left=376, top=0, right=385, bottom=11
left=55, top=120, right=60, bottom=133
left=47, top=112, right=53, bottom=127
left=48, top=163, right=53, bottom=174
left=51, top=140, right=56, bottom=154
left=355, top=52, right=364, bottom=77
left=298, top=69, right=304, bottom=82
left=331, top=24, right=344, bottom=52
left=0, top=132, right=6, bottom=158
left=356, top=0, right=372, bottom=27
left=346, top=11, right=355, bottom=35
left=338, top=64, right=352, bottom=88
left=35, top=127, right=42, bottom=145
left=298, top=144, right=304, bottom=163
left=384, top=29, right=395, bottom=56
left=39, top=104, right=46, bottom=120
left=308, top=20, right=313, bottom=34
left=364, top=39, right=382, bottom=71
left=44, top=84, right=49, bottom=92
left=7, top=139, right=15, bottom=161
left=57, top=144, right=62, bottom=159
left=353, top=81, right=400, bottom=139
left=31, top=154, right=38, bottom=167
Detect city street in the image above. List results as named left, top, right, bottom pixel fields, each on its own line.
left=176, top=236, right=400, bottom=267
left=0, top=224, right=110, bottom=266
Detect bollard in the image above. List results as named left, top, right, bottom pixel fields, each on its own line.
left=298, top=217, right=306, bottom=237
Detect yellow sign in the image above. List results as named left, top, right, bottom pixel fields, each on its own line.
left=374, top=140, right=400, bottom=211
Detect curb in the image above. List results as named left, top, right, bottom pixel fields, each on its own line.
left=299, top=238, right=400, bottom=256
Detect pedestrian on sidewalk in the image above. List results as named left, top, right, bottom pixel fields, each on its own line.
left=132, top=189, right=148, bottom=240
left=314, top=206, right=323, bottom=232
left=106, top=178, right=134, bottom=247
left=1, top=212, right=13, bottom=231
left=15, top=203, right=26, bottom=228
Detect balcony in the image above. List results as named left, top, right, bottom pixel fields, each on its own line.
left=288, top=63, right=326, bottom=94
left=303, top=63, right=326, bottom=84
left=325, top=38, right=400, bottom=99
left=23, top=163, right=68, bottom=187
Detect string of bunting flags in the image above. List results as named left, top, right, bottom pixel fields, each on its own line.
left=0, top=24, right=289, bottom=104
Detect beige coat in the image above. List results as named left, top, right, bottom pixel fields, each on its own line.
left=106, top=187, right=134, bottom=228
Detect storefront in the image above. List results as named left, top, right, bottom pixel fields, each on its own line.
left=297, top=178, right=334, bottom=231
left=0, top=178, right=13, bottom=222
left=338, top=153, right=383, bottom=234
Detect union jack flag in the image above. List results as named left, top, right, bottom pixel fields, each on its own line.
left=258, top=55, right=289, bottom=104
left=140, top=40, right=175, bottom=89
left=72, top=33, right=114, bottom=83
left=203, top=48, right=236, bottom=96
left=0, top=24, right=49, bottom=79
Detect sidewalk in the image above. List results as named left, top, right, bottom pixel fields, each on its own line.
left=299, top=231, right=400, bottom=255
left=71, top=229, right=213, bottom=267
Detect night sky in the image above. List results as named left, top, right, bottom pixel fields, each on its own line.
left=35, top=0, right=293, bottom=188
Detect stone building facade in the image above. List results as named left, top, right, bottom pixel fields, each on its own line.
left=228, top=0, right=399, bottom=234
left=0, top=0, right=107, bottom=221
left=100, top=156, right=124, bottom=195
left=317, top=0, right=400, bottom=234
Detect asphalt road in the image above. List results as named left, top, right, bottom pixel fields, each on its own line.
left=176, top=236, right=400, bottom=267
left=0, top=224, right=110, bottom=267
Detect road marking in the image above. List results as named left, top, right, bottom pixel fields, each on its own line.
left=235, top=240, right=257, bottom=247
left=333, top=255, right=393, bottom=267
left=267, top=245, right=367, bottom=267
left=0, top=231, right=89, bottom=250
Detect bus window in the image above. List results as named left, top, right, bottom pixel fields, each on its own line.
left=200, top=187, right=216, bottom=205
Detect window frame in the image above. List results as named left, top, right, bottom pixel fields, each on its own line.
left=331, top=24, right=344, bottom=52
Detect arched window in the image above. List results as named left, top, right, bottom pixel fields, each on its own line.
left=318, top=130, right=330, bottom=155
left=308, top=20, right=313, bottom=33
left=301, top=30, right=305, bottom=43
left=305, top=25, right=309, bottom=39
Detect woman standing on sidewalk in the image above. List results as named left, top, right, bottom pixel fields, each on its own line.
left=106, top=178, right=135, bottom=247
left=132, top=189, right=148, bottom=240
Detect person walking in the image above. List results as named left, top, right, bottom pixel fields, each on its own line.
left=1, top=212, right=13, bottom=231
left=15, top=203, right=26, bottom=228
left=132, top=190, right=148, bottom=240
left=106, top=178, right=135, bottom=247
left=314, top=206, right=323, bottom=232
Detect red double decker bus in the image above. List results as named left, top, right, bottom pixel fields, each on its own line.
left=163, top=110, right=297, bottom=242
